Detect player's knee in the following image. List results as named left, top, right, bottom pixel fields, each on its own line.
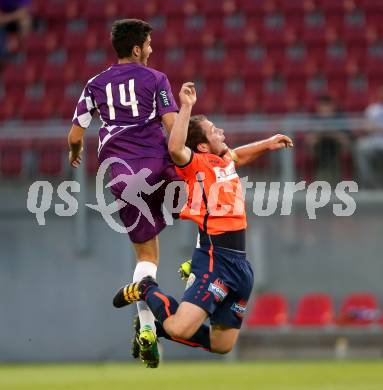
left=211, top=344, right=233, bottom=355
left=170, top=326, right=195, bottom=340
left=165, top=320, right=194, bottom=339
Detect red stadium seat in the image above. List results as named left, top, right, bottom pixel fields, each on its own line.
left=34, top=139, right=66, bottom=176
left=57, top=97, right=78, bottom=121
left=182, top=28, right=208, bottom=51
left=41, top=63, right=77, bottom=89
left=222, top=26, right=258, bottom=49
left=0, top=139, right=29, bottom=177
left=243, top=57, right=272, bottom=87
left=292, top=293, right=334, bottom=326
left=194, top=90, right=219, bottom=115
left=337, top=293, right=380, bottom=326
left=281, top=0, right=304, bottom=15
left=347, top=43, right=367, bottom=65
left=246, top=293, right=288, bottom=327
left=117, top=0, right=159, bottom=19
left=83, top=0, right=118, bottom=29
left=2, top=64, right=36, bottom=102
left=221, top=89, right=258, bottom=115
left=44, top=0, right=81, bottom=32
left=344, top=89, right=369, bottom=112
left=303, top=25, right=326, bottom=46
left=163, top=0, right=193, bottom=19
left=200, top=0, right=225, bottom=16
left=240, top=0, right=266, bottom=16
left=261, top=93, right=287, bottom=114
left=19, top=97, right=55, bottom=122
left=25, top=32, right=57, bottom=66
left=366, top=57, right=383, bottom=85
left=319, top=0, right=344, bottom=15
left=63, top=32, right=98, bottom=66
left=362, top=0, right=383, bottom=13
left=282, top=56, right=310, bottom=96
left=162, top=56, right=196, bottom=84
left=200, top=56, right=228, bottom=82
left=30, top=0, right=48, bottom=18
left=0, top=97, right=18, bottom=122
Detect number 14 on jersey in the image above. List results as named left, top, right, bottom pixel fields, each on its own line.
left=106, top=79, right=139, bottom=120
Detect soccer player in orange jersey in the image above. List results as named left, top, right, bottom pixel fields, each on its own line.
left=113, top=83, right=293, bottom=354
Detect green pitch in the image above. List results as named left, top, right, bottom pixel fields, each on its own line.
left=1, top=361, right=383, bottom=390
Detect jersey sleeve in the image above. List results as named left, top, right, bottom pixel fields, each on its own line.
left=175, top=152, right=206, bottom=180
left=155, top=73, right=179, bottom=116
left=72, top=83, right=96, bottom=129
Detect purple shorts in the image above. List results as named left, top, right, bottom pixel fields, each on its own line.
left=108, top=157, right=182, bottom=243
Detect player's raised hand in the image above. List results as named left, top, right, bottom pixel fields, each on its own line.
left=267, top=134, right=294, bottom=151
left=179, top=82, right=196, bottom=107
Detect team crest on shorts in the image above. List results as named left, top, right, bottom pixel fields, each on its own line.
left=185, top=272, right=196, bottom=290
left=208, top=278, right=228, bottom=302
left=231, top=299, right=248, bottom=318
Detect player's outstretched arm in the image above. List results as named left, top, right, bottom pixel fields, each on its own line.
left=161, top=112, right=178, bottom=135
left=168, top=82, right=196, bottom=166
left=234, top=133, right=293, bottom=168
left=68, top=124, right=85, bottom=168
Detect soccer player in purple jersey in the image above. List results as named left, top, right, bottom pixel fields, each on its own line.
left=67, top=19, right=179, bottom=368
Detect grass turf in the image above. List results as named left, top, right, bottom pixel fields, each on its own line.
left=0, top=361, right=383, bottom=390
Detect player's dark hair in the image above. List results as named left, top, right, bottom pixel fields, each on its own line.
left=186, top=115, right=209, bottom=152
left=111, top=19, right=153, bottom=59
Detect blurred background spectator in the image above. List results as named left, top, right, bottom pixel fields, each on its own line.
left=356, top=86, right=383, bottom=189
left=0, top=0, right=32, bottom=67
left=305, top=95, right=350, bottom=185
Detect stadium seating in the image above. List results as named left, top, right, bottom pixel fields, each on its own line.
left=0, top=139, right=31, bottom=177
left=245, top=291, right=383, bottom=329
left=2, top=0, right=383, bottom=178
left=2, top=0, right=381, bottom=121
left=337, top=293, right=380, bottom=326
left=292, top=293, right=334, bottom=326
left=246, top=293, right=289, bottom=327
left=34, top=139, right=66, bottom=176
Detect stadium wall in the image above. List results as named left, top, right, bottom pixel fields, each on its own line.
left=1, top=181, right=383, bottom=362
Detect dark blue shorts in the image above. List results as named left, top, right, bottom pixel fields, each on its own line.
left=109, top=157, right=181, bottom=243
left=182, top=245, right=254, bottom=329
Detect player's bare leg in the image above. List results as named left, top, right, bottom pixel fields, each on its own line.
left=210, top=326, right=239, bottom=354
left=162, top=302, right=208, bottom=339
left=132, top=236, right=160, bottom=265
left=162, top=304, right=239, bottom=353
left=114, top=277, right=213, bottom=350
left=113, top=280, right=240, bottom=354
left=131, top=236, right=160, bottom=368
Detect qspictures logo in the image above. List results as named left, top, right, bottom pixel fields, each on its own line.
left=26, top=157, right=359, bottom=233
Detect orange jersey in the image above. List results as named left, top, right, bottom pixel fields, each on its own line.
left=175, top=151, right=247, bottom=235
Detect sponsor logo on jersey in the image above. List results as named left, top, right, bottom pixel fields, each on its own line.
left=213, top=161, right=238, bottom=183
left=208, top=278, right=228, bottom=302
left=231, top=299, right=248, bottom=318
left=159, top=90, right=170, bottom=107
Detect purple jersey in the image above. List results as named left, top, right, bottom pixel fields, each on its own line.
left=72, top=63, right=178, bottom=162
